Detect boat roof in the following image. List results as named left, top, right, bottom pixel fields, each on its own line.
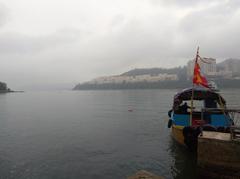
left=173, top=87, right=226, bottom=106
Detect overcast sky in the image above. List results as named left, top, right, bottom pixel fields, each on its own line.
left=0, top=0, right=240, bottom=90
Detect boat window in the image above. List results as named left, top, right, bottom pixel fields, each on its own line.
left=192, top=100, right=204, bottom=112
left=177, top=101, right=203, bottom=113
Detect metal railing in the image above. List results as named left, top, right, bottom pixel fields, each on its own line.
left=201, top=108, right=240, bottom=126
left=230, top=127, right=240, bottom=141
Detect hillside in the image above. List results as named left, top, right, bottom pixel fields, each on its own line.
left=0, top=81, right=8, bottom=92
left=73, top=58, right=240, bottom=90
left=217, top=58, right=240, bottom=76
left=121, top=67, right=183, bottom=76
left=121, top=67, right=187, bottom=80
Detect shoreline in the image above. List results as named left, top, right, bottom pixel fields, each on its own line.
left=0, top=90, right=24, bottom=93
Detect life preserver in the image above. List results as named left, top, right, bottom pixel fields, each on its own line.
left=168, top=109, right=172, bottom=118
left=168, top=119, right=172, bottom=128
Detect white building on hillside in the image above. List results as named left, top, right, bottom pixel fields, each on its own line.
left=86, top=74, right=178, bottom=84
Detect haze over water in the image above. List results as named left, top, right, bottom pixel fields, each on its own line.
left=0, top=89, right=239, bottom=179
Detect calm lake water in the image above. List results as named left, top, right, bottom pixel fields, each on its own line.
left=0, top=89, right=239, bottom=179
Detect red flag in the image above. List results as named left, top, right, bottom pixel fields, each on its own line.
left=192, top=61, right=209, bottom=88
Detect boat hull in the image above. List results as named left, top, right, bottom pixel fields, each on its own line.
left=171, top=124, right=185, bottom=146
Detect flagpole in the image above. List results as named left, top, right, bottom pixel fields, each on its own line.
left=190, top=47, right=199, bottom=126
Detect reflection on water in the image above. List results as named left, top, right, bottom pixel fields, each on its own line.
left=168, top=138, right=197, bottom=179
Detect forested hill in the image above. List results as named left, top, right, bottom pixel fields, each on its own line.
left=0, top=82, right=7, bottom=92
left=0, top=81, right=11, bottom=92
left=121, top=67, right=185, bottom=75
left=73, top=58, right=240, bottom=90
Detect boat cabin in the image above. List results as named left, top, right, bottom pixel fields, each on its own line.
left=170, top=88, right=233, bottom=128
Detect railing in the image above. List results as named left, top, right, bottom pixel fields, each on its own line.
left=201, top=108, right=240, bottom=125
left=201, top=108, right=240, bottom=113
left=230, top=127, right=240, bottom=141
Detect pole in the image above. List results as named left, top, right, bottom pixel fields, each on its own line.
left=190, top=84, right=194, bottom=126
left=190, top=47, right=199, bottom=126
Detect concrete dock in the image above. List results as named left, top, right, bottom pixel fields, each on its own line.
left=198, top=131, right=240, bottom=178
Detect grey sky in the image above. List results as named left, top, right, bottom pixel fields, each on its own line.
left=0, top=0, right=240, bottom=90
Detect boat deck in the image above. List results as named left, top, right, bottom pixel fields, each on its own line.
left=199, top=131, right=231, bottom=141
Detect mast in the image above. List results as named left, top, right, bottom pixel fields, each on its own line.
left=190, top=47, right=199, bottom=126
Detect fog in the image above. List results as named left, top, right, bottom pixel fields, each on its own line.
left=0, top=0, right=240, bottom=90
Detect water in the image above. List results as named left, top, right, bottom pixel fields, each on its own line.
left=0, top=89, right=239, bottom=179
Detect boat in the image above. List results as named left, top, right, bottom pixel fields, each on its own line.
left=167, top=47, right=240, bottom=177
left=168, top=87, right=234, bottom=149
left=168, top=87, right=240, bottom=176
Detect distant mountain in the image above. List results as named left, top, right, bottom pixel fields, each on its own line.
left=73, top=66, right=189, bottom=90
left=73, top=58, right=240, bottom=90
left=121, top=66, right=183, bottom=75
